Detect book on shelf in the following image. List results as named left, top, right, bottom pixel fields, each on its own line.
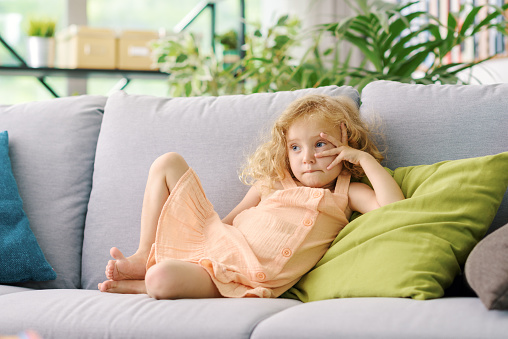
left=404, top=0, right=507, bottom=64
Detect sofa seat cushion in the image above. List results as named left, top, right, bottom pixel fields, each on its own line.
left=82, top=86, right=359, bottom=290
left=0, top=289, right=300, bottom=339
left=0, top=285, right=32, bottom=297
left=0, top=95, right=106, bottom=289
left=251, top=297, right=508, bottom=339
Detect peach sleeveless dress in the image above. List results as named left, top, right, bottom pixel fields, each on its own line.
left=146, top=167, right=351, bottom=298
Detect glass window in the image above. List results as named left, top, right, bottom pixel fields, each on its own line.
left=0, top=0, right=260, bottom=104
left=0, top=0, right=66, bottom=103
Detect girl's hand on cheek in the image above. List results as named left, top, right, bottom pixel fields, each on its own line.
left=316, top=122, right=364, bottom=170
left=317, top=144, right=367, bottom=169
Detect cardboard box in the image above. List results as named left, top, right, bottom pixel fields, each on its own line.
left=117, top=30, right=158, bottom=70
left=56, top=25, right=116, bottom=69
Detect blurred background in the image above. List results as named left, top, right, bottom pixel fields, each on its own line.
left=1, top=0, right=507, bottom=105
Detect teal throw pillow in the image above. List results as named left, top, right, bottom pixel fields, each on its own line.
left=0, top=131, right=56, bottom=283
left=283, top=152, right=508, bottom=302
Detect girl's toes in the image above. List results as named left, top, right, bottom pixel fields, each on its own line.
left=105, top=260, right=116, bottom=280
left=98, top=282, right=106, bottom=292
left=110, top=247, right=127, bottom=261
left=99, top=280, right=115, bottom=292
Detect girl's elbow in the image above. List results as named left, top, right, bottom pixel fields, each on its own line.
left=378, top=195, right=405, bottom=208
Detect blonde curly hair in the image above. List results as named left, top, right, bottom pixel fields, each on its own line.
left=239, top=94, right=384, bottom=188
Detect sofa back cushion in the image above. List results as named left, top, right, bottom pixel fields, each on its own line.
left=81, top=86, right=359, bottom=290
left=0, top=95, right=105, bottom=289
left=360, top=81, right=508, bottom=233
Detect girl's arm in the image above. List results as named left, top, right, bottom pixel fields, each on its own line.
left=222, top=185, right=261, bottom=225
left=317, top=124, right=404, bottom=214
left=346, top=151, right=404, bottom=214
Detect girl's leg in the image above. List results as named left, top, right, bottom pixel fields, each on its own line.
left=103, top=152, right=190, bottom=282
left=98, top=279, right=147, bottom=294
left=145, top=260, right=222, bottom=299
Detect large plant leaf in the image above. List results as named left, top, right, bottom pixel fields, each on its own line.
left=380, top=11, right=428, bottom=53
left=343, top=32, right=382, bottom=71
left=391, top=43, right=439, bottom=77
left=459, top=6, right=483, bottom=36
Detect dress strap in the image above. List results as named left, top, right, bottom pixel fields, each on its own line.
left=281, top=170, right=298, bottom=189
left=334, top=170, right=351, bottom=195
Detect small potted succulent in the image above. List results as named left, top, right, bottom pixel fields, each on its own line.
left=26, top=18, right=56, bottom=68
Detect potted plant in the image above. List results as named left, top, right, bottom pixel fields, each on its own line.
left=217, top=29, right=240, bottom=66
left=151, top=32, right=240, bottom=97
left=150, top=16, right=301, bottom=97
left=26, top=18, right=56, bottom=68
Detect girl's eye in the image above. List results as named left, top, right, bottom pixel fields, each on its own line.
left=316, top=141, right=326, bottom=148
left=291, top=145, right=300, bottom=151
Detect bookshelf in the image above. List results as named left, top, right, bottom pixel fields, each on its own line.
left=401, top=0, right=508, bottom=63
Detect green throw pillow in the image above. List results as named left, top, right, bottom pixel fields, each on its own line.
left=283, top=152, right=508, bottom=302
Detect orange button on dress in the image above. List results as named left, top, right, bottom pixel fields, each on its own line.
left=146, top=167, right=351, bottom=298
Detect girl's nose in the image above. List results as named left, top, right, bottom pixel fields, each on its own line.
left=303, top=149, right=316, bottom=164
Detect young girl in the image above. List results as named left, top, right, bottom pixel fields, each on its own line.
left=98, top=94, right=404, bottom=299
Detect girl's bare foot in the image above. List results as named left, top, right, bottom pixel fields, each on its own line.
left=98, top=279, right=147, bottom=294
left=105, top=247, right=148, bottom=281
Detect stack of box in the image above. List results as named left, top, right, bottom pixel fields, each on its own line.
left=56, top=25, right=159, bottom=70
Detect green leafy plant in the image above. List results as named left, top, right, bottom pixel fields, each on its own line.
left=27, top=18, right=56, bottom=37
left=236, top=15, right=303, bottom=93
left=151, top=16, right=303, bottom=96
left=321, top=0, right=508, bottom=90
left=151, top=33, right=240, bottom=97
left=152, top=0, right=508, bottom=96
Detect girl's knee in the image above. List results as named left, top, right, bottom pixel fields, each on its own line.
left=145, top=260, right=220, bottom=299
left=151, top=152, right=187, bottom=173
left=149, top=153, right=189, bottom=191
left=145, top=260, right=183, bottom=299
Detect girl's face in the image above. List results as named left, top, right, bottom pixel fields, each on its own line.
left=286, top=117, right=343, bottom=189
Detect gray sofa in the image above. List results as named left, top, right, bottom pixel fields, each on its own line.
left=0, top=80, right=507, bottom=338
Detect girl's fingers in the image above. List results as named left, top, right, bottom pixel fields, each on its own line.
left=316, top=146, right=344, bottom=158
left=327, top=154, right=344, bottom=170
left=320, top=132, right=340, bottom=147
left=321, top=125, right=348, bottom=148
